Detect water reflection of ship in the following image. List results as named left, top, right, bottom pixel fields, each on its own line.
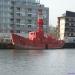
left=11, top=5, right=64, bottom=49
left=12, top=50, right=44, bottom=59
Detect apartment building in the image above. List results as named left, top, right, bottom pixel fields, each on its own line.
left=57, top=11, right=75, bottom=43
left=0, top=0, right=49, bottom=34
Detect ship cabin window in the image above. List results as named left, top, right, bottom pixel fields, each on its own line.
left=31, top=33, right=33, bottom=35
left=30, top=32, right=36, bottom=36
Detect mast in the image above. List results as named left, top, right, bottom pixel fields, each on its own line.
left=37, top=5, right=44, bottom=31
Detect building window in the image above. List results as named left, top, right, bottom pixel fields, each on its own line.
left=11, top=1, right=14, bottom=5
left=71, top=24, right=74, bottom=26
left=73, top=33, right=75, bottom=36
left=10, top=13, right=14, bottom=16
left=10, top=18, right=14, bottom=24
left=64, top=33, right=67, bottom=37
left=16, top=25, right=20, bottom=27
left=28, top=25, right=31, bottom=28
left=16, top=19, right=20, bottom=23
left=28, top=31, right=31, bottom=32
left=10, top=18, right=14, bottom=21
left=10, top=30, right=14, bottom=33
left=70, top=28, right=75, bottom=32
left=16, top=30, right=20, bottom=33
left=71, top=18, right=73, bottom=21
left=66, top=18, right=69, bottom=21
left=17, top=7, right=20, bottom=11
left=65, top=28, right=69, bottom=31
left=28, top=14, right=32, bottom=17
left=10, top=24, right=14, bottom=27
left=16, top=13, right=20, bottom=16
left=10, top=7, right=14, bottom=9
left=70, top=33, right=73, bottom=36
left=28, top=19, right=32, bottom=24
left=28, top=8, right=32, bottom=12
left=67, top=33, right=74, bottom=37
left=65, top=23, right=69, bottom=26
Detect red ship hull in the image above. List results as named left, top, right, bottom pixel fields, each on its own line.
left=11, top=7, right=64, bottom=50
left=11, top=33, right=64, bottom=50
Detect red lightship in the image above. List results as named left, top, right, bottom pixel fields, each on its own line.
left=11, top=6, right=64, bottom=49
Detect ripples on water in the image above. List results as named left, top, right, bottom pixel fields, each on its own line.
left=0, top=49, right=75, bottom=75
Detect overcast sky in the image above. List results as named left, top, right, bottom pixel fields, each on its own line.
left=40, top=0, right=75, bottom=26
